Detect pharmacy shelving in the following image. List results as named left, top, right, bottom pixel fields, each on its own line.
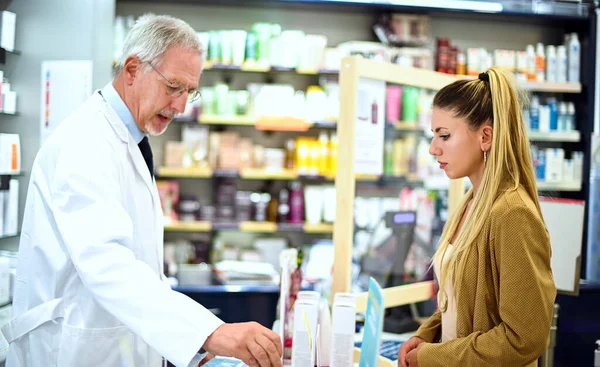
left=164, top=220, right=334, bottom=234
left=528, top=131, right=581, bottom=143
left=157, top=166, right=422, bottom=184
left=537, top=181, right=582, bottom=192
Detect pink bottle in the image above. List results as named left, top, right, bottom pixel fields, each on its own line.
left=386, top=85, right=402, bottom=123
left=288, top=181, right=304, bottom=224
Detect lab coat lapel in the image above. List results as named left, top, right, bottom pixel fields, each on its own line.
left=98, top=94, right=164, bottom=273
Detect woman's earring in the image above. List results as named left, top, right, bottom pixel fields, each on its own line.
left=484, top=151, right=487, bottom=164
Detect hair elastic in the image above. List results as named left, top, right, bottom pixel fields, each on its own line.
left=478, top=72, right=490, bottom=82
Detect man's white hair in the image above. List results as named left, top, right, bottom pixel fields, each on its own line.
left=114, top=13, right=203, bottom=76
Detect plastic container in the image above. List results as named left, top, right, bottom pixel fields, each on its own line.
left=529, top=96, right=540, bottom=130
left=386, top=85, right=402, bottom=122
left=557, top=45, right=568, bottom=83
left=568, top=33, right=580, bottom=83
left=546, top=45, right=557, bottom=83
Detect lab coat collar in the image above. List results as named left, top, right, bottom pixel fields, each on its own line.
left=95, top=91, right=156, bottom=193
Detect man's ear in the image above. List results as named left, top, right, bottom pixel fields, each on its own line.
left=123, top=55, right=142, bottom=86
left=480, top=124, right=493, bottom=152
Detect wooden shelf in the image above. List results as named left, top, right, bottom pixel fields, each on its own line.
left=394, top=121, right=423, bottom=132
left=458, top=75, right=582, bottom=93
left=163, top=221, right=334, bottom=234
left=157, top=166, right=213, bottom=178
left=303, top=223, right=334, bottom=233
left=240, top=168, right=299, bottom=180
left=537, top=181, right=581, bottom=192
left=203, top=61, right=339, bottom=76
left=519, top=81, right=582, bottom=93
left=198, top=115, right=255, bottom=126
left=528, top=130, right=581, bottom=142
left=198, top=115, right=337, bottom=130
left=164, top=221, right=212, bottom=232
left=239, top=221, right=278, bottom=233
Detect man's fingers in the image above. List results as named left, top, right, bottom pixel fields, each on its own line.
left=262, top=329, right=283, bottom=358
left=247, top=340, right=271, bottom=367
left=256, top=333, right=282, bottom=367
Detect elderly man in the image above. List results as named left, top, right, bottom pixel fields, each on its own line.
left=3, top=14, right=282, bottom=367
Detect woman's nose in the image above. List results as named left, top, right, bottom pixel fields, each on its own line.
left=429, top=141, right=439, bottom=156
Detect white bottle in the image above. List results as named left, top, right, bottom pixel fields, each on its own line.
left=568, top=33, right=581, bottom=83
left=545, top=45, right=557, bottom=82
left=536, top=43, right=546, bottom=82
left=567, top=102, right=577, bottom=131
left=573, top=151, right=584, bottom=183
left=329, top=293, right=356, bottom=367
left=526, top=45, right=536, bottom=81
left=558, top=102, right=568, bottom=131
left=556, top=45, right=568, bottom=83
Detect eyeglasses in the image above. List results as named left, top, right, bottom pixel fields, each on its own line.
left=148, top=63, right=201, bottom=103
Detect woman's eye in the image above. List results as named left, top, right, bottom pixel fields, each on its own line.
left=440, top=135, right=450, bottom=141
left=167, top=86, right=178, bottom=93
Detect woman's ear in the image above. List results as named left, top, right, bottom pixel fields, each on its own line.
left=480, top=124, right=493, bottom=152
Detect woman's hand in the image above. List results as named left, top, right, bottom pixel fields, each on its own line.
left=398, top=336, right=425, bottom=367
left=405, top=342, right=426, bottom=367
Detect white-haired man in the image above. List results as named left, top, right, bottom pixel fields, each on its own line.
left=3, top=14, right=283, bottom=367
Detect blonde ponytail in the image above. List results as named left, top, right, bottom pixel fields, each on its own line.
left=432, top=68, right=542, bottom=303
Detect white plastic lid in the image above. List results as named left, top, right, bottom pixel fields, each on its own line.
left=297, top=291, right=321, bottom=303
left=334, top=293, right=356, bottom=306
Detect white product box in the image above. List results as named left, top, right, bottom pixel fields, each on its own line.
left=545, top=148, right=564, bottom=182
left=3, top=179, right=18, bottom=236
left=0, top=134, right=20, bottom=173
left=0, top=11, right=16, bottom=51
left=291, top=291, right=320, bottom=367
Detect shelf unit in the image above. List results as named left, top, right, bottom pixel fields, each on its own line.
left=164, top=220, right=334, bottom=234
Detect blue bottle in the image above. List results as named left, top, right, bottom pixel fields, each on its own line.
left=530, top=96, right=540, bottom=131
left=548, top=98, right=559, bottom=131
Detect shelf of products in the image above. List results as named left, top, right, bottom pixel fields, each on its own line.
left=528, top=131, right=581, bottom=143
left=163, top=220, right=335, bottom=234
left=0, top=233, right=19, bottom=240
left=537, top=181, right=582, bottom=192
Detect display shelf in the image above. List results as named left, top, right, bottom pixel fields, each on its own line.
left=196, top=114, right=338, bottom=130
left=164, top=220, right=335, bottom=234
left=393, top=121, right=424, bottom=132
left=0, top=233, right=19, bottom=240
left=239, top=168, right=298, bottom=180
left=239, top=221, right=277, bottom=233
left=303, top=223, right=334, bottom=233
left=519, top=81, right=582, bottom=94
left=537, top=181, right=582, bottom=192
left=157, top=166, right=212, bottom=178
left=527, top=130, right=581, bottom=142
left=457, top=75, right=582, bottom=93
left=163, top=220, right=211, bottom=232
left=203, top=61, right=339, bottom=76
left=0, top=111, right=18, bottom=116
left=198, top=114, right=255, bottom=126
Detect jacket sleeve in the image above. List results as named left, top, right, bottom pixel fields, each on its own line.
left=413, top=310, right=441, bottom=343
left=50, top=138, right=223, bottom=367
left=417, top=204, right=556, bottom=367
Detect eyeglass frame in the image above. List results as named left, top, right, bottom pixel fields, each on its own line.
left=147, top=62, right=201, bottom=103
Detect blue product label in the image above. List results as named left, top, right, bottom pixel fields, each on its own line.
left=536, top=152, right=546, bottom=180
left=359, top=278, right=384, bottom=367
left=530, top=110, right=540, bottom=130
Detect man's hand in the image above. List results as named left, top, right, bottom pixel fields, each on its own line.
left=398, top=336, right=425, bottom=367
left=197, top=353, right=214, bottom=366
left=203, top=322, right=283, bottom=367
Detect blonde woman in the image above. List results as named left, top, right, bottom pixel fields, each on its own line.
left=398, top=68, right=557, bottom=367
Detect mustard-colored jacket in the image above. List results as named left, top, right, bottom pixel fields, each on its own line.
left=414, top=186, right=557, bottom=367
